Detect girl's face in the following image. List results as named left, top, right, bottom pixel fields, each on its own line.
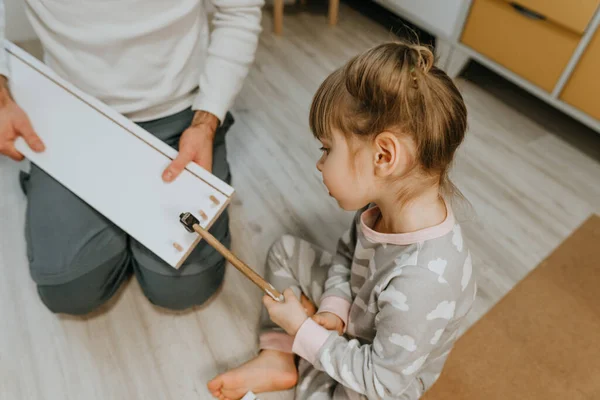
left=316, top=129, right=375, bottom=211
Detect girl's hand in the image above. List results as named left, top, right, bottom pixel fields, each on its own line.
left=312, top=312, right=344, bottom=335
left=263, top=288, right=308, bottom=336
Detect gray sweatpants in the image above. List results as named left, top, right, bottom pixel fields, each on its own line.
left=21, top=108, right=234, bottom=315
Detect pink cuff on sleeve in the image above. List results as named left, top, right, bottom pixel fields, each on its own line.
left=318, top=296, right=351, bottom=328
left=259, top=332, right=294, bottom=354
left=292, top=318, right=332, bottom=364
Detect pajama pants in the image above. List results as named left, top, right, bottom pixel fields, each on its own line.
left=258, top=235, right=358, bottom=400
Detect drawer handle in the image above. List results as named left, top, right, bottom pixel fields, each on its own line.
left=510, top=2, right=547, bottom=20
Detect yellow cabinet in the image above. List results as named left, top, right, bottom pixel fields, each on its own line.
left=496, top=0, right=600, bottom=35
left=461, top=0, right=581, bottom=92
left=560, top=29, right=600, bottom=120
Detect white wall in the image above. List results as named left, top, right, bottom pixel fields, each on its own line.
left=4, top=0, right=37, bottom=42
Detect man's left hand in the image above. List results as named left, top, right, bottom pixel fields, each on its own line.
left=162, top=111, right=219, bottom=182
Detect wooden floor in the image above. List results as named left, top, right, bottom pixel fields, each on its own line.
left=2, top=4, right=599, bottom=399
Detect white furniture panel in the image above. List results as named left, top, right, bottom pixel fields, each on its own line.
left=7, top=42, right=233, bottom=269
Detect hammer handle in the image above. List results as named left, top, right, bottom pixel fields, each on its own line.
left=192, top=224, right=284, bottom=302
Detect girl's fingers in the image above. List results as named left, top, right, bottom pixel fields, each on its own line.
left=283, top=288, right=297, bottom=301
left=313, top=315, right=333, bottom=329
left=262, top=295, right=275, bottom=308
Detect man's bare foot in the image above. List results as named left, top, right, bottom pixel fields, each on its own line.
left=207, top=350, right=298, bottom=399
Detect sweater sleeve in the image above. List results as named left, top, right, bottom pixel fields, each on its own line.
left=0, top=0, right=9, bottom=78
left=294, top=267, right=455, bottom=398
left=316, top=216, right=359, bottom=326
left=192, top=0, right=264, bottom=123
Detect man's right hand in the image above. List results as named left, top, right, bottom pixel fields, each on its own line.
left=0, top=76, right=45, bottom=161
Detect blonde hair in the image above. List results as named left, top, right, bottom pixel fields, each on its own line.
left=309, top=41, right=467, bottom=199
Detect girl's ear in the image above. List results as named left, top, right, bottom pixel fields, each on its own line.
left=373, top=131, right=412, bottom=177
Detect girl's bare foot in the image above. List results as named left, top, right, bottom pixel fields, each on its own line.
left=207, top=350, right=298, bottom=399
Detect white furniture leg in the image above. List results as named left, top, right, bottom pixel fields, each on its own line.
left=435, top=38, right=454, bottom=69
left=445, top=46, right=471, bottom=79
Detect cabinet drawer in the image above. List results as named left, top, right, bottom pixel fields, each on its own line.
left=560, top=29, right=600, bottom=120
left=498, top=0, right=600, bottom=35
left=461, top=0, right=581, bottom=92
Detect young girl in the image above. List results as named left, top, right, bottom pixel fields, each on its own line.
left=208, top=42, right=476, bottom=400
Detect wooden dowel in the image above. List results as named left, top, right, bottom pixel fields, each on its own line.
left=273, top=0, right=284, bottom=35
left=192, top=223, right=284, bottom=302
left=329, top=0, right=339, bottom=26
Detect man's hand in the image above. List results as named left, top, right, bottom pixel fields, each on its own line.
left=0, top=76, right=45, bottom=161
left=162, top=110, right=219, bottom=182
left=312, top=312, right=345, bottom=335
left=263, top=288, right=309, bottom=336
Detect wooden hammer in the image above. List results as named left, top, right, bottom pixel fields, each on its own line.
left=179, top=212, right=284, bottom=302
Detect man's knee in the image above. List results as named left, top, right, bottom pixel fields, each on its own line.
left=35, top=252, right=130, bottom=315
left=37, top=285, right=101, bottom=315
left=137, top=259, right=226, bottom=311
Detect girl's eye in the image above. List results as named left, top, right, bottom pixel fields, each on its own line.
left=320, top=147, right=330, bottom=155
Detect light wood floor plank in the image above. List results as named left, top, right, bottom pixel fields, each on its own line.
left=1, top=4, right=599, bottom=399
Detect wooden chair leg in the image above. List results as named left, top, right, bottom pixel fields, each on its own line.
left=274, top=0, right=284, bottom=35
left=329, top=0, right=339, bottom=26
